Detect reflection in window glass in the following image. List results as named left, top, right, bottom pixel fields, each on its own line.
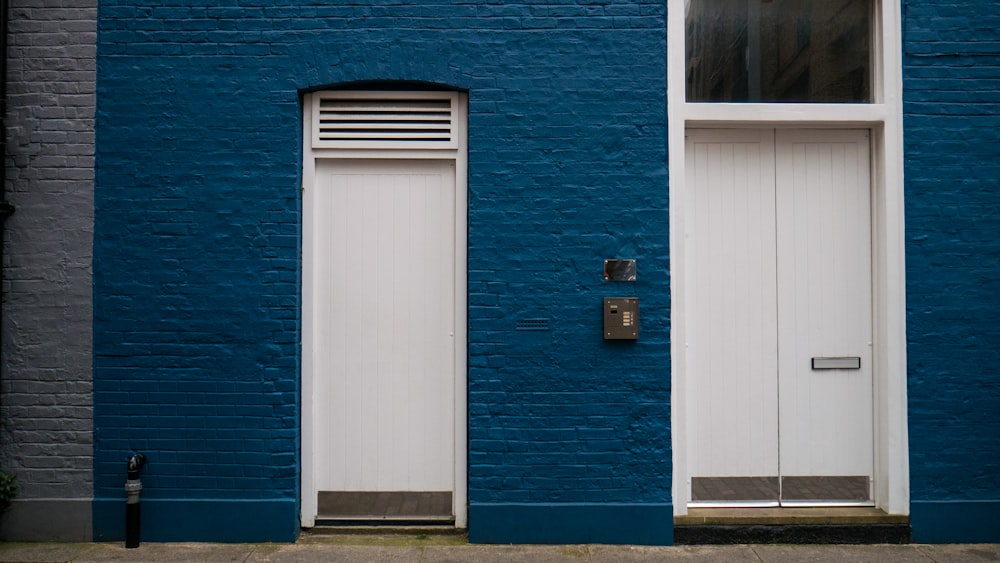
left=686, top=0, right=872, bottom=103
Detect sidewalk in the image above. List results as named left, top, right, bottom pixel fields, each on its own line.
left=0, top=534, right=997, bottom=563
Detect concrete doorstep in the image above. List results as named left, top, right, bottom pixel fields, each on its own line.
left=0, top=536, right=997, bottom=562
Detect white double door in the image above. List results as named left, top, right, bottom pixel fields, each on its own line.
left=311, top=159, right=457, bottom=511
left=685, top=129, right=874, bottom=506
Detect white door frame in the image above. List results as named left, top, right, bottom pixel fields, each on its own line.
left=668, top=1, right=909, bottom=516
left=300, top=91, right=468, bottom=528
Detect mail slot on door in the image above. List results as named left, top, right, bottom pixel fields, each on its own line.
left=604, top=297, right=639, bottom=340
left=812, top=357, right=861, bottom=370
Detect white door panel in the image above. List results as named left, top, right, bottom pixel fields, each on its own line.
left=686, top=129, right=779, bottom=481
left=314, top=159, right=456, bottom=493
left=776, top=130, right=873, bottom=481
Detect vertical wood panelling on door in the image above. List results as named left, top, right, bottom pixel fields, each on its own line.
left=314, top=159, right=455, bottom=494
left=775, top=130, right=874, bottom=485
left=685, top=130, right=780, bottom=485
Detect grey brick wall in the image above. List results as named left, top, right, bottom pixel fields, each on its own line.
left=0, top=0, right=96, bottom=540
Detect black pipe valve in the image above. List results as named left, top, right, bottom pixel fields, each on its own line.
left=127, top=453, right=146, bottom=481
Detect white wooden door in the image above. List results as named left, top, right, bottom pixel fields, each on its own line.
left=685, top=130, right=781, bottom=499
left=775, top=130, right=873, bottom=503
left=686, top=129, right=873, bottom=506
left=313, top=159, right=456, bottom=501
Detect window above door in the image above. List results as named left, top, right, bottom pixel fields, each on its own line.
left=686, top=0, right=873, bottom=103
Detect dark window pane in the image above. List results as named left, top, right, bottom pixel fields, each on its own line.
left=686, top=0, right=872, bottom=103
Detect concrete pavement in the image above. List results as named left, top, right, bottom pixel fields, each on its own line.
left=0, top=534, right=998, bottom=562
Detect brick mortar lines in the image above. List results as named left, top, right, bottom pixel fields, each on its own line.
left=0, top=0, right=97, bottom=499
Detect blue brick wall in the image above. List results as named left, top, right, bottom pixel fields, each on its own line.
left=93, top=40, right=303, bottom=540
left=902, top=0, right=1000, bottom=543
left=95, top=0, right=1000, bottom=545
left=95, top=0, right=668, bottom=543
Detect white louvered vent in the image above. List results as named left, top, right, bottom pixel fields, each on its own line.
left=312, top=91, right=459, bottom=150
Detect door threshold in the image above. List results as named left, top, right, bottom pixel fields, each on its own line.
left=674, top=507, right=910, bottom=545
left=305, top=522, right=463, bottom=537
left=676, top=506, right=907, bottom=526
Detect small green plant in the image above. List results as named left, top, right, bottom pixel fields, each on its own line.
left=0, top=471, right=17, bottom=511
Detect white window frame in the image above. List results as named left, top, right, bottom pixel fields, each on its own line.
left=668, top=1, right=909, bottom=516
left=300, top=91, right=469, bottom=529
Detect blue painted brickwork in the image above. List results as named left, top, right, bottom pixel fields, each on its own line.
left=903, top=0, right=1000, bottom=539
left=95, top=0, right=668, bottom=540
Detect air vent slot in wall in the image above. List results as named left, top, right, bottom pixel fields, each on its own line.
left=312, top=91, right=459, bottom=150
left=516, top=318, right=551, bottom=331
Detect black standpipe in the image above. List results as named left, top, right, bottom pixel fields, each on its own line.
left=125, top=454, right=147, bottom=548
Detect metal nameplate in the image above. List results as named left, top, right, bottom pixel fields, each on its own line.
left=604, top=259, right=636, bottom=282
